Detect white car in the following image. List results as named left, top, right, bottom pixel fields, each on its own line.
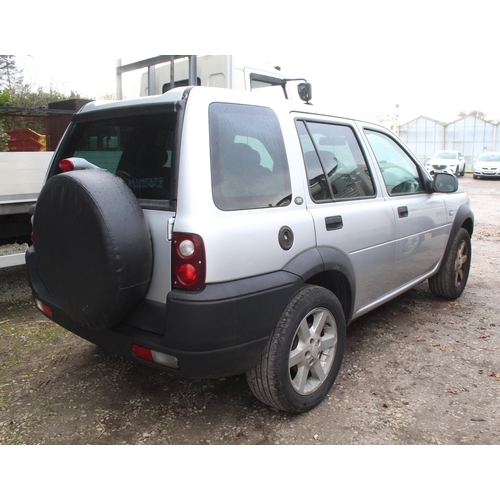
left=473, top=152, right=500, bottom=179
left=426, top=150, right=466, bottom=177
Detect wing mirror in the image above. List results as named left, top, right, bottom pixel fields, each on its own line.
left=433, top=172, right=459, bottom=193
left=298, top=82, right=312, bottom=103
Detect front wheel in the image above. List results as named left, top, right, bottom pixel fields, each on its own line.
left=429, top=228, right=471, bottom=299
left=246, top=285, right=346, bottom=413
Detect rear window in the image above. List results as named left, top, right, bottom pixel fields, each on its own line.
left=209, top=103, right=291, bottom=211
left=57, top=111, right=178, bottom=203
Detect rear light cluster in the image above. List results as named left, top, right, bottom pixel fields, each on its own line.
left=132, top=344, right=179, bottom=369
left=171, top=232, right=206, bottom=290
left=35, top=298, right=53, bottom=317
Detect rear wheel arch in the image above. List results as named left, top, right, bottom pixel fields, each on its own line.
left=282, top=246, right=356, bottom=324
left=306, top=270, right=353, bottom=325
left=316, top=246, right=356, bottom=323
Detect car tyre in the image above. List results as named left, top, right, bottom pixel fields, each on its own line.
left=246, top=285, right=345, bottom=413
left=428, top=228, right=471, bottom=299
left=34, top=169, right=153, bottom=330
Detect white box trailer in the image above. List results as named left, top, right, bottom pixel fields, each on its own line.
left=117, top=55, right=312, bottom=102
left=0, top=152, right=52, bottom=265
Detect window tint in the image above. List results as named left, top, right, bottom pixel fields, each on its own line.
left=365, top=130, right=424, bottom=196
left=210, top=103, right=291, bottom=211
left=296, top=120, right=375, bottom=201
left=60, top=113, right=176, bottom=201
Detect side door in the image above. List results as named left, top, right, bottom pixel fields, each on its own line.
left=363, top=128, right=448, bottom=287
left=295, top=119, right=397, bottom=314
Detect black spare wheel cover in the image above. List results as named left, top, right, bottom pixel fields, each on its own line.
left=35, top=169, right=153, bottom=330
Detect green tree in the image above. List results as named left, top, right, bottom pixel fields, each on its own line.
left=0, top=55, right=91, bottom=151
left=0, top=55, right=22, bottom=90
left=0, top=88, right=12, bottom=106
left=0, top=56, right=19, bottom=150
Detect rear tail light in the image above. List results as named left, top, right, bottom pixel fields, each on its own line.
left=132, top=344, right=179, bottom=369
left=172, top=232, right=206, bottom=290
left=35, top=298, right=53, bottom=317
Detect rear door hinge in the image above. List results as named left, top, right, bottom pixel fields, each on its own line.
left=167, top=217, right=175, bottom=241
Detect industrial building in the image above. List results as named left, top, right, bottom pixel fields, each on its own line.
left=398, top=114, right=500, bottom=171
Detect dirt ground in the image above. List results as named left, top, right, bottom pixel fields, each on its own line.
left=0, top=176, right=498, bottom=445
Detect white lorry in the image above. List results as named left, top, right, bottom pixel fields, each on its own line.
left=117, top=55, right=312, bottom=102
left=2, top=55, right=309, bottom=268
left=0, top=152, right=52, bottom=267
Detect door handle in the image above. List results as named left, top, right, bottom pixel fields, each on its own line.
left=398, top=206, right=409, bottom=218
left=325, top=215, right=343, bottom=231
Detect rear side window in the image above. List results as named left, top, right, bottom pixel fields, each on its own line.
left=296, top=120, right=375, bottom=202
left=58, top=112, right=177, bottom=202
left=210, top=103, right=291, bottom=211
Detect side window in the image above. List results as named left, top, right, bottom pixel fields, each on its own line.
left=296, top=120, right=375, bottom=202
left=210, top=103, right=291, bottom=211
left=365, top=129, right=424, bottom=196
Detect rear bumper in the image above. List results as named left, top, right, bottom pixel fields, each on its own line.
left=26, top=246, right=302, bottom=378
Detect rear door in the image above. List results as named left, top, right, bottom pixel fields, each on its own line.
left=295, top=118, right=397, bottom=314
left=54, top=104, right=180, bottom=304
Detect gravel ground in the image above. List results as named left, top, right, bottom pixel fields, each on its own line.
left=0, top=176, right=499, bottom=446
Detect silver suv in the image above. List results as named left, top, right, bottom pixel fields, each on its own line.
left=26, top=86, right=474, bottom=413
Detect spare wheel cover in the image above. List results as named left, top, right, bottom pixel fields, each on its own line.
left=35, top=169, right=153, bottom=330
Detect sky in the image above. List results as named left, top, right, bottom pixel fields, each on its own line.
left=6, top=0, right=499, bottom=126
